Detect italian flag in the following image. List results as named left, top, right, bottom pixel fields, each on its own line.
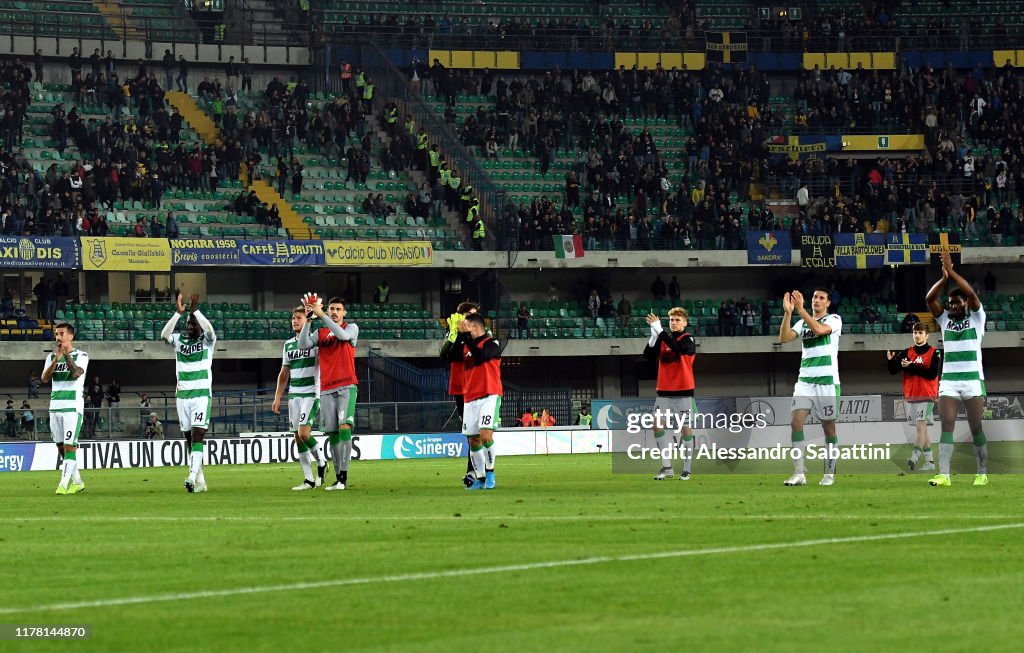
left=553, top=234, right=584, bottom=259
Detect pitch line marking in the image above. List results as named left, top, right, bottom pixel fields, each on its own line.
left=1, top=522, right=1021, bottom=615
left=4, top=514, right=1024, bottom=523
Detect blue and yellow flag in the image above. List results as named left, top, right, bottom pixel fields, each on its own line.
left=705, top=32, right=747, bottom=64
left=929, top=232, right=962, bottom=266
left=834, top=233, right=886, bottom=269
left=885, top=233, right=928, bottom=265
left=746, top=230, right=792, bottom=264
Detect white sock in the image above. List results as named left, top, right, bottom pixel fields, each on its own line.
left=470, top=447, right=487, bottom=479
left=60, top=459, right=75, bottom=486
left=681, top=436, right=694, bottom=474
left=793, top=443, right=807, bottom=474
left=298, top=450, right=313, bottom=482
left=197, top=468, right=206, bottom=486
left=924, top=448, right=934, bottom=463
left=655, top=434, right=674, bottom=471
left=910, top=447, right=922, bottom=463
left=483, top=441, right=495, bottom=472
left=72, top=467, right=83, bottom=485
left=189, top=451, right=203, bottom=478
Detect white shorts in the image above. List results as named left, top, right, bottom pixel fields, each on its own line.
left=792, top=381, right=840, bottom=422
left=938, top=379, right=986, bottom=401
left=177, top=396, right=212, bottom=433
left=49, top=411, right=83, bottom=446
left=905, top=400, right=935, bottom=425
left=654, top=395, right=697, bottom=430
left=289, top=396, right=320, bottom=432
left=462, top=395, right=501, bottom=436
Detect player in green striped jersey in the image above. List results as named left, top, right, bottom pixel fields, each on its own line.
left=272, top=306, right=327, bottom=490
left=42, top=323, right=89, bottom=495
left=161, top=291, right=217, bottom=493
left=926, top=252, right=989, bottom=487
left=779, top=288, right=842, bottom=487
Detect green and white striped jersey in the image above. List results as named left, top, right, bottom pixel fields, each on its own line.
left=793, top=313, right=842, bottom=385
left=282, top=337, right=319, bottom=398
left=938, top=305, right=985, bottom=382
left=162, top=310, right=217, bottom=399
left=43, top=349, right=89, bottom=413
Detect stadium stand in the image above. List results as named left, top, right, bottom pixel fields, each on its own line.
left=0, top=0, right=200, bottom=41
left=113, top=0, right=200, bottom=42
left=46, top=302, right=441, bottom=341
left=194, top=77, right=470, bottom=248
left=0, top=292, right=1014, bottom=343
left=308, top=0, right=1024, bottom=51
left=0, top=0, right=117, bottom=39
left=5, top=2, right=1024, bottom=254
left=313, top=0, right=680, bottom=51
left=0, top=60, right=288, bottom=240
left=413, top=55, right=1024, bottom=250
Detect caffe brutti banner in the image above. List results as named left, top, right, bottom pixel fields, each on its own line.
left=0, top=238, right=433, bottom=270
left=168, top=239, right=325, bottom=267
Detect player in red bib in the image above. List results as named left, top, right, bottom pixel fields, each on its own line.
left=440, top=301, right=480, bottom=487
left=299, top=295, right=359, bottom=491
left=644, top=307, right=697, bottom=480
left=887, top=322, right=942, bottom=472
left=455, top=313, right=501, bottom=490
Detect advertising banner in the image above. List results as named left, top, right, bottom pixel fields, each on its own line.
left=324, top=240, right=433, bottom=266
left=590, top=398, right=739, bottom=431
left=169, top=238, right=241, bottom=266
left=238, top=240, right=325, bottom=266
left=0, top=236, right=80, bottom=269
left=7, top=430, right=608, bottom=472
left=80, top=237, right=171, bottom=271
left=737, top=395, right=883, bottom=425
left=379, top=433, right=468, bottom=459
left=0, top=442, right=36, bottom=472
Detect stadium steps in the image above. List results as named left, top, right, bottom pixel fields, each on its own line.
left=164, top=91, right=223, bottom=146
left=368, top=115, right=467, bottom=243
left=92, top=0, right=144, bottom=40
left=250, top=180, right=312, bottom=240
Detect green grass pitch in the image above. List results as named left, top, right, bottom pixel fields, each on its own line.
left=3, top=455, right=1024, bottom=652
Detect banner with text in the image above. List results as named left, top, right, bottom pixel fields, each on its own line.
left=799, top=234, right=835, bottom=268
left=238, top=240, right=325, bottom=266
left=746, top=230, right=793, bottom=264
left=737, top=395, right=883, bottom=426
left=591, top=398, right=739, bottom=431
left=835, top=232, right=887, bottom=269
left=0, top=236, right=80, bottom=269
left=2, top=430, right=606, bottom=472
left=929, top=231, right=962, bottom=266
left=80, top=237, right=171, bottom=271
left=324, top=240, right=434, bottom=266
left=885, top=233, right=929, bottom=265
left=169, top=238, right=241, bottom=266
